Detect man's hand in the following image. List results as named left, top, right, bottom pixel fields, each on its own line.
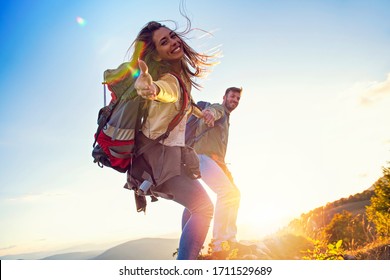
left=135, top=60, right=158, bottom=100
left=202, top=109, right=215, bottom=127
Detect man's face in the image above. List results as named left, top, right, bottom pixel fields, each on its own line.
left=223, top=90, right=241, bottom=112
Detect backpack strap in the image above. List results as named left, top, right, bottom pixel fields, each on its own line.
left=134, top=72, right=189, bottom=156
left=165, top=72, right=190, bottom=133
left=92, top=99, right=118, bottom=147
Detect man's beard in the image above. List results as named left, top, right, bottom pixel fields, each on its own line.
left=227, top=102, right=237, bottom=112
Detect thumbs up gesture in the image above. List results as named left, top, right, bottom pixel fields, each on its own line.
left=135, top=60, right=158, bottom=100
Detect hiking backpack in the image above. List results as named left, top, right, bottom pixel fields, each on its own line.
left=92, top=63, right=189, bottom=174
left=185, top=101, right=227, bottom=147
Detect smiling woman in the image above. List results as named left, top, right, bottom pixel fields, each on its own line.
left=105, top=15, right=221, bottom=260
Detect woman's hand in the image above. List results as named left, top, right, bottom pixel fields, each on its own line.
left=135, top=60, right=159, bottom=100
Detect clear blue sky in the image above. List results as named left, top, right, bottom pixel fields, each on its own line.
left=1, top=0, right=390, bottom=257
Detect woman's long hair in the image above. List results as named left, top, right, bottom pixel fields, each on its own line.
left=127, top=16, right=218, bottom=90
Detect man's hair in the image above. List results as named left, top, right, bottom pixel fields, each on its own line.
left=224, top=87, right=243, bottom=96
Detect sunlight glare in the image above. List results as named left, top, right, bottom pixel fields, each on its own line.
left=76, top=16, right=87, bottom=27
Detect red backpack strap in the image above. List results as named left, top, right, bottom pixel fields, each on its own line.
left=166, top=72, right=190, bottom=133
left=135, top=73, right=190, bottom=156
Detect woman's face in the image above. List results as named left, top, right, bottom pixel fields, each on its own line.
left=152, top=27, right=184, bottom=62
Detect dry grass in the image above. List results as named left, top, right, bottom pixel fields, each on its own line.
left=350, top=238, right=390, bottom=260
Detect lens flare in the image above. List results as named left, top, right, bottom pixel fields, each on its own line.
left=76, top=16, right=87, bottom=27
left=104, top=41, right=146, bottom=85
left=129, top=41, right=146, bottom=79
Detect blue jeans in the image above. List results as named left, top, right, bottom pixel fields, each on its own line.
left=182, top=155, right=240, bottom=251
left=156, top=168, right=214, bottom=260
